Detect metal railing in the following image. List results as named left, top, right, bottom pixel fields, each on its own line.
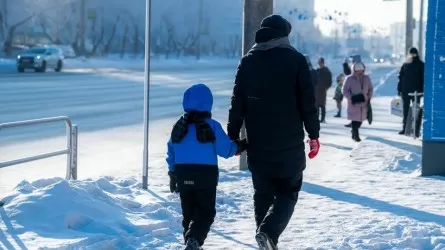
left=0, top=116, right=78, bottom=180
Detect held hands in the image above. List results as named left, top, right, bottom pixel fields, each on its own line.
left=235, top=138, right=248, bottom=156
left=307, top=138, right=320, bottom=159
left=168, top=171, right=178, bottom=193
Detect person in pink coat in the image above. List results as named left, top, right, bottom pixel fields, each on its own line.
left=342, top=62, right=373, bottom=142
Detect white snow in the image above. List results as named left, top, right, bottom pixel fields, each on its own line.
left=1, top=63, right=444, bottom=249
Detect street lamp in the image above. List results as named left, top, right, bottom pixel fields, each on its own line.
left=142, top=0, right=151, bottom=190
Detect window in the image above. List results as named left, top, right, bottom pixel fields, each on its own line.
left=27, top=48, right=47, bottom=54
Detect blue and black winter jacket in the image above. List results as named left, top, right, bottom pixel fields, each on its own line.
left=166, top=83, right=239, bottom=190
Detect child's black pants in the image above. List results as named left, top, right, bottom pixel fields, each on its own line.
left=180, top=187, right=216, bottom=246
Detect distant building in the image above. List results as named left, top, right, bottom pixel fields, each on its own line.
left=389, top=20, right=426, bottom=56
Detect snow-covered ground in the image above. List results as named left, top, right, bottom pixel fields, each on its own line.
left=1, top=62, right=444, bottom=249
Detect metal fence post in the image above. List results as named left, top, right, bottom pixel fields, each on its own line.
left=71, top=125, right=78, bottom=180
left=65, top=121, right=72, bottom=180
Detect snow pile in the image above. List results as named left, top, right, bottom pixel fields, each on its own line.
left=351, top=136, right=422, bottom=175
left=1, top=177, right=183, bottom=249
left=0, top=175, right=244, bottom=249
left=63, top=56, right=239, bottom=71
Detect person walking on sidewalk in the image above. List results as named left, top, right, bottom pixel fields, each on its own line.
left=343, top=55, right=362, bottom=128
left=305, top=54, right=318, bottom=93
left=227, top=14, right=320, bottom=250
left=315, top=57, right=333, bottom=123
left=166, top=83, right=247, bottom=250
left=397, top=47, right=424, bottom=135
left=333, top=73, right=345, bottom=117
left=343, top=62, right=374, bottom=142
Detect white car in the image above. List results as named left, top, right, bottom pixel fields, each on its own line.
left=16, top=47, right=64, bottom=73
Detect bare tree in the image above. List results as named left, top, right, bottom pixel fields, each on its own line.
left=1, top=0, right=73, bottom=56
left=102, top=16, right=120, bottom=56
left=88, top=15, right=105, bottom=56
left=120, top=24, right=129, bottom=58
left=228, top=34, right=241, bottom=57
left=161, top=15, right=175, bottom=59
left=174, top=31, right=199, bottom=58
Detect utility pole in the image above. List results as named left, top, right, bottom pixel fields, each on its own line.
left=418, top=0, right=424, bottom=58
left=239, top=0, right=273, bottom=170
left=79, top=0, right=86, bottom=55
left=405, top=0, right=413, bottom=53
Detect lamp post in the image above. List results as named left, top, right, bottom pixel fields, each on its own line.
left=142, top=0, right=151, bottom=189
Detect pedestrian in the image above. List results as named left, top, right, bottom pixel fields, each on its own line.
left=304, top=54, right=318, bottom=92
left=342, top=57, right=352, bottom=75
left=333, top=73, right=345, bottom=117
left=166, top=83, right=247, bottom=250
left=397, top=47, right=424, bottom=135
left=315, top=57, right=333, bottom=123
left=344, top=54, right=362, bottom=128
left=227, top=14, right=320, bottom=250
left=342, top=62, right=374, bottom=142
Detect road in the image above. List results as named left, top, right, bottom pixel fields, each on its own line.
left=0, top=65, right=238, bottom=143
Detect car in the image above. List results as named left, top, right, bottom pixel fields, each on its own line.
left=16, top=47, right=64, bottom=73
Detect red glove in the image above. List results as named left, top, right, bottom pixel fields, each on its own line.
left=307, top=139, right=320, bottom=159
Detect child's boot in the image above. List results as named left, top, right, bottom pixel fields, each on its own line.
left=185, top=237, right=202, bottom=250
left=255, top=232, right=278, bottom=250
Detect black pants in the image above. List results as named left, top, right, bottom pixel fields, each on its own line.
left=402, top=95, right=420, bottom=129
left=252, top=171, right=303, bottom=246
left=180, top=188, right=216, bottom=246
left=318, top=105, right=326, bottom=122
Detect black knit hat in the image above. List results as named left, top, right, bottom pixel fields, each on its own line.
left=260, top=15, right=292, bottom=37
left=409, top=47, right=419, bottom=55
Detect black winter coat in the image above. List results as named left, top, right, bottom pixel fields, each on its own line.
left=342, top=62, right=352, bottom=75
left=227, top=30, right=319, bottom=178
left=397, top=57, right=424, bottom=96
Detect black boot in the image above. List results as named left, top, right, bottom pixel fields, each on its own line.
left=320, top=106, right=326, bottom=123
left=334, top=111, right=341, bottom=118
left=355, top=129, right=362, bottom=142
left=345, top=122, right=352, bottom=128
left=352, top=128, right=361, bottom=142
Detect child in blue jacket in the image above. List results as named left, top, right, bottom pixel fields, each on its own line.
left=166, top=83, right=247, bottom=250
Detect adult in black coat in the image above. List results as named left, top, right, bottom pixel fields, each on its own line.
left=227, top=14, right=320, bottom=249
left=397, top=47, right=424, bottom=135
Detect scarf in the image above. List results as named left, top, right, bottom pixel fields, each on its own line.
left=171, top=111, right=215, bottom=144
left=249, top=36, right=296, bottom=52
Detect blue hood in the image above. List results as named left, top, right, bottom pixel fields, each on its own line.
left=182, top=83, right=213, bottom=112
